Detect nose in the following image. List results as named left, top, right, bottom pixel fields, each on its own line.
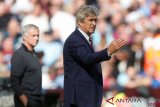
left=35, top=35, right=39, bottom=41
left=92, top=20, right=96, bottom=26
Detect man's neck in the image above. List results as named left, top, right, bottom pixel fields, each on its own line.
left=78, top=27, right=91, bottom=36
left=23, top=42, right=34, bottom=52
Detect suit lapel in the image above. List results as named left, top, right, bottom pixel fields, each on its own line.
left=75, top=29, right=94, bottom=52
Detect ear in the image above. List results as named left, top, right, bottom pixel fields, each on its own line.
left=23, top=35, right=27, bottom=41
left=78, top=21, right=83, bottom=27
left=23, top=36, right=26, bottom=41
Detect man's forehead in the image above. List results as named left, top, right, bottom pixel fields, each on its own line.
left=86, top=15, right=97, bottom=19
left=28, top=27, right=39, bottom=32
left=87, top=12, right=97, bottom=17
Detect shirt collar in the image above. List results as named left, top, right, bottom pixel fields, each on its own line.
left=22, top=43, right=35, bottom=53
left=78, top=28, right=90, bottom=44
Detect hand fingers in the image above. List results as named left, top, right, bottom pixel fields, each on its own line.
left=114, top=38, right=126, bottom=48
left=108, top=38, right=126, bottom=54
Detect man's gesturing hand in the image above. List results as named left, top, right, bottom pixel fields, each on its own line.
left=107, top=38, right=126, bottom=55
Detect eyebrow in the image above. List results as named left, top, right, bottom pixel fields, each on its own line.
left=32, top=34, right=39, bottom=36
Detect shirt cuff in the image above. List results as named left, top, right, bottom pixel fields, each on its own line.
left=107, top=52, right=112, bottom=57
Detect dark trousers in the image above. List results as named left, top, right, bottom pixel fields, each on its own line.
left=14, top=95, right=43, bottom=107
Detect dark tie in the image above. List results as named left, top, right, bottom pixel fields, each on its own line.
left=89, top=36, right=93, bottom=47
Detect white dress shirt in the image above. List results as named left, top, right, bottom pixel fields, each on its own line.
left=78, top=28, right=91, bottom=45
left=77, top=28, right=111, bottom=56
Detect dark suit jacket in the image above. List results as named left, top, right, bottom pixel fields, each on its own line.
left=63, top=29, right=111, bottom=107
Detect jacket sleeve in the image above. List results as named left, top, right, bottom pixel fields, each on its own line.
left=69, top=41, right=111, bottom=65
left=10, top=53, right=25, bottom=97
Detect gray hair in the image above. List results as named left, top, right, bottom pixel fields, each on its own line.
left=76, top=5, right=99, bottom=27
left=22, top=24, right=39, bottom=36
left=21, top=24, right=39, bottom=43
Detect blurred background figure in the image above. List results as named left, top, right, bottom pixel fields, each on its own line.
left=21, top=2, right=50, bottom=34
left=50, top=0, right=76, bottom=43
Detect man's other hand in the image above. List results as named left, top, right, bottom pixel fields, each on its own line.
left=107, top=38, right=126, bottom=55
left=19, top=94, right=28, bottom=107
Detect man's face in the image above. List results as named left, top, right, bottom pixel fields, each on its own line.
left=24, top=28, right=39, bottom=47
left=79, top=15, right=97, bottom=35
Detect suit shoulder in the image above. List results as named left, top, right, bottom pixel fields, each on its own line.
left=66, top=30, right=84, bottom=43
left=64, top=30, right=85, bottom=46
left=65, top=30, right=78, bottom=41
